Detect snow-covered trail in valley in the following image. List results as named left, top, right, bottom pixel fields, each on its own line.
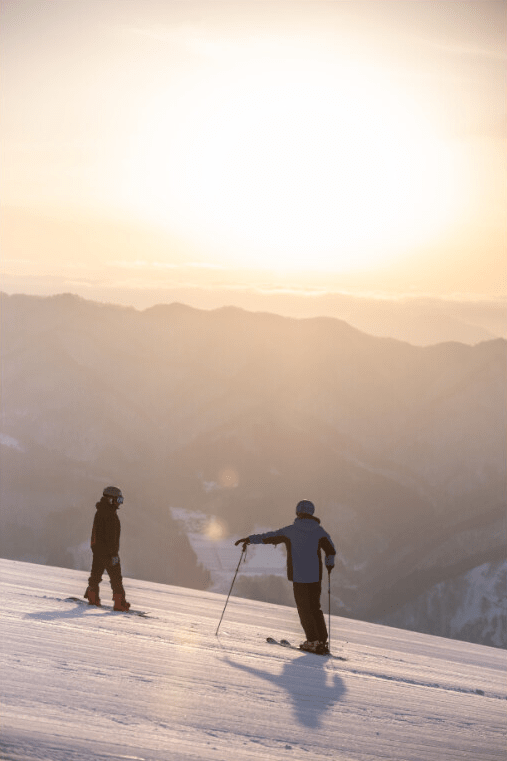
left=1, top=559, right=505, bottom=761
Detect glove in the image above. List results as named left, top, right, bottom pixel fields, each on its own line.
left=235, top=537, right=250, bottom=547
left=325, top=556, right=335, bottom=573
left=111, top=555, right=120, bottom=566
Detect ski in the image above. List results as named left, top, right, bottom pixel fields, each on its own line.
left=266, top=637, right=347, bottom=660
left=66, top=596, right=149, bottom=618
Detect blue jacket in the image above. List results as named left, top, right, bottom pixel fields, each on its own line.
left=249, top=515, right=336, bottom=584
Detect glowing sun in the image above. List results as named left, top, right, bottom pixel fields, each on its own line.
left=124, top=46, right=460, bottom=273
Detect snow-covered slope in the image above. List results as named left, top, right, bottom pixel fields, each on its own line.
left=1, top=559, right=505, bottom=761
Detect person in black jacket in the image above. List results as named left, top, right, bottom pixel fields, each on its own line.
left=235, top=499, right=338, bottom=654
left=84, top=486, right=130, bottom=611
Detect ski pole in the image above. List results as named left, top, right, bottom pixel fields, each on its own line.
left=215, top=543, right=247, bottom=636
left=328, top=567, right=331, bottom=652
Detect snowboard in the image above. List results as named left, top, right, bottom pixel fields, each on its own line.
left=66, top=596, right=149, bottom=618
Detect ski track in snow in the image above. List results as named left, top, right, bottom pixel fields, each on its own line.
left=1, top=559, right=506, bottom=761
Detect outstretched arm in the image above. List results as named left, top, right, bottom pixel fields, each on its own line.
left=234, top=527, right=288, bottom=547
left=249, top=528, right=288, bottom=546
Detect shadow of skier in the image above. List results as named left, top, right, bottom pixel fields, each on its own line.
left=24, top=599, right=96, bottom=622
left=224, top=651, right=346, bottom=729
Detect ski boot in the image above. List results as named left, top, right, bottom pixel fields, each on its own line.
left=84, top=586, right=101, bottom=607
left=299, top=640, right=319, bottom=653
left=315, top=641, right=330, bottom=655
left=113, top=594, right=131, bottom=612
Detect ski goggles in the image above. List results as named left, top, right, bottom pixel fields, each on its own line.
left=114, top=495, right=124, bottom=505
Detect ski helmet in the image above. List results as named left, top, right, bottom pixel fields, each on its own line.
left=103, top=486, right=123, bottom=504
left=296, top=499, right=315, bottom=516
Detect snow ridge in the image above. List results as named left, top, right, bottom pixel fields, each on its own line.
left=1, top=559, right=506, bottom=761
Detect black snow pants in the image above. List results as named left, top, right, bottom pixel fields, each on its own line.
left=88, top=552, right=125, bottom=596
left=292, top=581, right=328, bottom=643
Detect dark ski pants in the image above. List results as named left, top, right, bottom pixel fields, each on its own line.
left=88, top=552, right=125, bottom=597
left=293, top=581, right=328, bottom=643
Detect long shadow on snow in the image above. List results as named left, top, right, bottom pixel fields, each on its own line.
left=224, top=652, right=346, bottom=729
left=24, top=605, right=96, bottom=622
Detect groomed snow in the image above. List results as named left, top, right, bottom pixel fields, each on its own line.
left=1, top=559, right=505, bottom=761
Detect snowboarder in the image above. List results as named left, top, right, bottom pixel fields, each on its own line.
left=84, top=486, right=130, bottom=611
left=235, top=500, right=337, bottom=654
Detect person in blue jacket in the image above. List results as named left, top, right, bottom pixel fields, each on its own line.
left=235, top=499, right=336, bottom=654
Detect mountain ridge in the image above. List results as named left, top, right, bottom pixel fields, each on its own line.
left=1, top=292, right=505, bottom=647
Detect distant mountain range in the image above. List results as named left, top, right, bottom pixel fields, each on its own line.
left=1, top=292, right=505, bottom=646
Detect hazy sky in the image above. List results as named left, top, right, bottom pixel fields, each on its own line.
left=1, top=1, right=505, bottom=304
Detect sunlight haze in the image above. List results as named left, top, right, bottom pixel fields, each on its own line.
left=1, top=0, right=505, bottom=305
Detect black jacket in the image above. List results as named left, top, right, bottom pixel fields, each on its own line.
left=90, top=498, right=121, bottom=556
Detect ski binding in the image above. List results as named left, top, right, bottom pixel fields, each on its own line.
left=267, top=636, right=346, bottom=660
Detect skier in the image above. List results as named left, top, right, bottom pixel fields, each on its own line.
left=235, top=500, right=337, bottom=654
left=84, top=486, right=131, bottom=611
